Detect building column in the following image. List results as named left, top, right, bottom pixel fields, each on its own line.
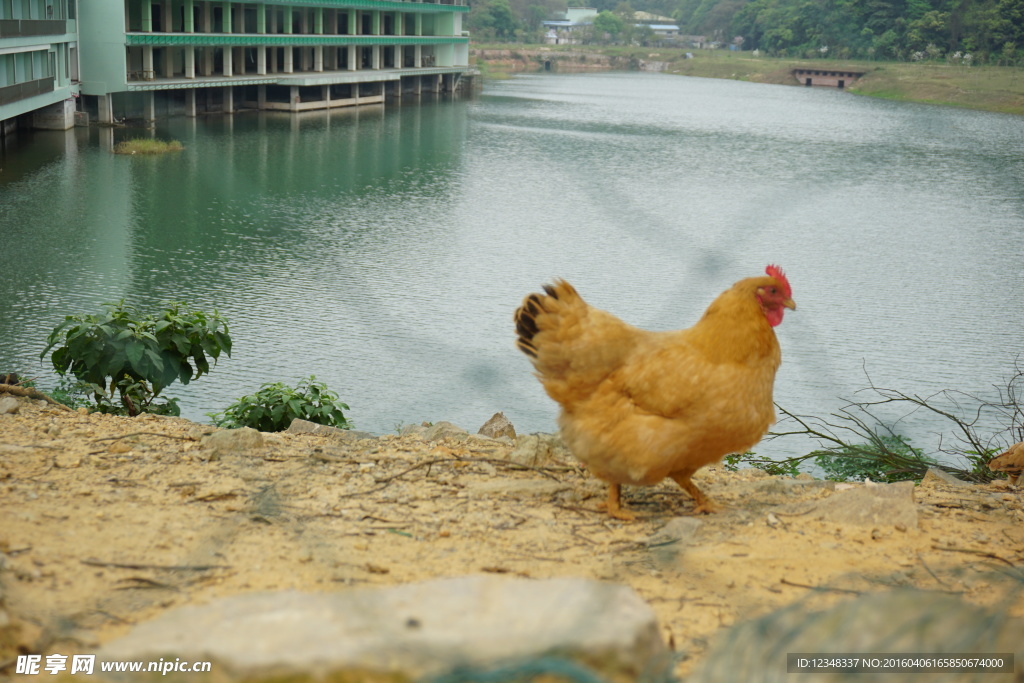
left=185, top=88, right=196, bottom=116
left=223, top=86, right=234, bottom=113
left=347, top=45, right=356, bottom=70
left=314, top=46, right=323, bottom=71
left=233, top=47, right=244, bottom=75
left=256, top=47, right=266, bottom=75
left=315, top=7, right=323, bottom=33
left=289, top=85, right=299, bottom=112
left=372, top=45, right=379, bottom=69
left=257, top=84, right=267, bottom=109
left=283, top=46, right=293, bottom=73
left=144, top=91, right=156, bottom=121
left=161, top=45, right=173, bottom=77
left=200, top=1, right=211, bottom=32
left=414, top=44, right=421, bottom=67
left=348, top=10, right=356, bottom=34
left=141, top=0, right=153, bottom=31
left=283, top=7, right=293, bottom=33
left=97, top=94, right=114, bottom=123
left=222, top=46, right=232, bottom=76
left=143, top=45, right=154, bottom=79
left=184, top=0, right=194, bottom=31
left=222, top=1, right=231, bottom=32
left=161, top=0, right=172, bottom=32
left=184, top=47, right=195, bottom=77
left=202, top=47, right=214, bottom=76
left=256, top=4, right=265, bottom=33
left=415, top=14, right=422, bottom=36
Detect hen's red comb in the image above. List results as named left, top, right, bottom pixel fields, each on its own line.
left=765, top=264, right=792, bottom=297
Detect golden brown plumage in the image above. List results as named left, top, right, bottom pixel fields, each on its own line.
left=514, top=267, right=795, bottom=520
left=989, top=442, right=1024, bottom=485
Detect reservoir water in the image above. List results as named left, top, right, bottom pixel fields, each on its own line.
left=2, top=71, right=1023, bottom=461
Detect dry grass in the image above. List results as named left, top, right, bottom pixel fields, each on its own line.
left=112, top=138, right=184, bottom=155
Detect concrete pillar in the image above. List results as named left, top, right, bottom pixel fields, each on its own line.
left=414, top=44, right=421, bottom=67
left=322, top=85, right=329, bottom=107
left=257, top=47, right=266, bottom=75
left=268, top=6, right=277, bottom=33
left=142, top=0, right=153, bottom=31
left=396, top=12, right=403, bottom=36
left=185, top=47, right=195, bottom=77
left=283, top=46, right=293, bottom=73
left=185, top=88, right=196, bottom=116
left=222, top=46, right=232, bottom=76
left=233, top=47, right=244, bottom=75
left=290, top=85, right=299, bottom=112
left=314, top=46, right=323, bottom=71
left=144, top=91, right=156, bottom=121
left=143, top=45, right=154, bottom=79
left=372, top=11, right=380, bottom=35
left=184, top=0, right=194, bottom=31
left=315, top=7, right=323, bottom=33
left=234, top=3, right=244, bottom=32
left=415, top=14, right=422, bottom=36
left=222, top=1, right=231, bottom=32
left=347, top=45, right=356, bottom=71
left=257, top=84, right=267, bottom=109
left=161, top=0, right=172, bottom=33
left=283, top=7, right=292, bottom=33
left=223, top=86, right=234, bottom=113
left=350, top=10, right=358, bottom=34
left=372, top=45, right=379, bottom=69
left=256, top=4, right=265, bottom=33
left=162, top=46, right=173, bottom=77
left=200, top=1, right=211, bottom=32
left=269, top=47, right=278, bottom=73
left=97, top=94, right=114, bottom=123
left=202, top=47, right=214, bottom=76
left=32, top=99, right=75, bottom=130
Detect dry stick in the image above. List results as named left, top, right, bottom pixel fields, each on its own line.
left=92, top=432, right=195, bottom=442
left=0, top=383, right=74, bottom=411
left=81, top=558, right=229, bottom=571
left=917, top=552, right=951, bottom=588
left=779, top=578, right=863, bottom=594
left=930, top=544, right=1017, bottom=567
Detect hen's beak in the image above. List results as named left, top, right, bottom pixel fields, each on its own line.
left=783, top=298, right=796, bottom=311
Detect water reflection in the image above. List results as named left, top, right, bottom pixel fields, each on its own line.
left=1, top=76, right=1023, bottom=463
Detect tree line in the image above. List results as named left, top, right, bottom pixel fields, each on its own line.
left=467, top=0, right=1024, bottom=63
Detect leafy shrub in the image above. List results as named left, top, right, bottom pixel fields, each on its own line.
left=813, top=434, right=935, bottom=482
left=210, top=376, right=351, bottom=432
left=41, top=301, right=231, bottom=416
left=723, top=452, right=804, bottom=477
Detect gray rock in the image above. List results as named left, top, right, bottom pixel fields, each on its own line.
left=691, top=590, right=1023, bottom=683
left=201, top=427, right=265, bottom=455
left=508, top=433, right=571, bottom=467
left=478, top=412, right=517, bottom=440
left=399, top=423, right=430, bottom=438
left=464, top=479, right=571, bottom=499
left=0, top=396, right=20, bottom=415
left=921, top=466, right=973, bottom=488
left=808, top=481, right=918, bottom=527
left=95, top=576, right=671, bottom=682
left=646, top=517, right=703, bottom=568
left=287, top=418, right=375, bottom=441
left=424, top=421, right=469, bottom=442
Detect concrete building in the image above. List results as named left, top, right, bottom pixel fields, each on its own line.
left=0, top=0, right=80, bottom=133
left=1, top=0, right=472, bottom=133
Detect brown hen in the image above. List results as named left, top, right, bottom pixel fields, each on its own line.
left=514, top=266, right=795, bottom=520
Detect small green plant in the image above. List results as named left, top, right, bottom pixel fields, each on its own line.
left=723, top=451, right=805, bottom=477
left=210, top=375, right=351, bottom=432
left=41, top=300, right=231, bottom=417
left=44, top=375, right=95, bottom=411
left=113, top=138, right=184, bottom=155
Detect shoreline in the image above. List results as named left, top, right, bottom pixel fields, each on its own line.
left=470, top=45, right=1024, bottom=117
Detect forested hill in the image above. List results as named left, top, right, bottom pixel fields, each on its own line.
left=469, top=0, right=1023, bottom=64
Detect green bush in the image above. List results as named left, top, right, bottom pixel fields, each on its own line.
left=210, top=375, right=351, bottom=432
left=813, top=434, right=936, bottom=482
left=41, top=301, right=231, bottom=416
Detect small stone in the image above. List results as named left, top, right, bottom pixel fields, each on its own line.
left=508, top=433, right=571, bottom=467
left=55, top=452, right=82, bottom=468
left=478, top=412, right=516, bottom=440
left=201, top=427, right=265, bottom=455
left=810, top=480, right=918, bottom=528
left=0, top=396, right=20, bottom=415
left=424, top=421, right=468, bottom=442
left=921, top=466, right=972, bottom=488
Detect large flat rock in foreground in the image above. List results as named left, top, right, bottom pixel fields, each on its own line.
left=96, top=576, right=670, bottom=682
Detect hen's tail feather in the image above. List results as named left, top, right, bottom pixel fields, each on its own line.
left=514, top=281, right=575, bottom=359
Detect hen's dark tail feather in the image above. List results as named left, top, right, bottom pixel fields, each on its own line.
left=514, top=284, right=560, bottom=358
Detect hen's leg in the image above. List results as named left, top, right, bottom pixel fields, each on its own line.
left=599, top=483, right=636, bottom=521
left=670, top=470, right=719, bottom=514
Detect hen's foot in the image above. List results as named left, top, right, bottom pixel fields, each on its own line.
left=599, top=483, right=636, bottom=522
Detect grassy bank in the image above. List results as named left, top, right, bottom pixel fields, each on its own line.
left=112, top=138, right=184, bottom=155
left=472, top=44, right=1024, bottom=117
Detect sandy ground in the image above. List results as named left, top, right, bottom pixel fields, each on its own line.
left=1, top=392, right=1022, bottom=680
